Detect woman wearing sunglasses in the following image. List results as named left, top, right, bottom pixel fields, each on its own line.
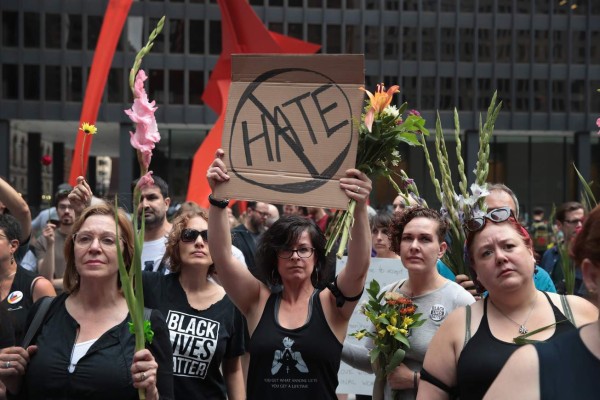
left=206, top=149, right=372, bottom=400
left=418, top=207, right=598, bottom=400
left=142, top=209, right=246, bottom=400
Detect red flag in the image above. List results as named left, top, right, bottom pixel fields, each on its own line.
left=68, top=0, right=133, bottom=185
left=186, top=0, right=320, bottom=207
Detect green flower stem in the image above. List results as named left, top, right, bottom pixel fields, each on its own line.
left=129, top=16, right=165, bottom=93
left=420, top=134, right=443, bottom=203
left=331, top=200, right=356, bottom=259
left=454, top=109, right=468, bottom=199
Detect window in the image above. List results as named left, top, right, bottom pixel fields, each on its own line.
left=88, top=16, right=102, bottom=50
left=458, top=78, right=474, bottom=110
left=534, top=31, right=549, bottom=63
left=439, top=77, right=455, bottom=109
left=364, top=26, right=380, bottom=59
left=24, top=65, right=40, bottom=100
left=401, top=76, right=417, bottom=104
left=2, top=11, right=18, bottom=47
left=268, top=22, right=283, bottom=34
left=478, top=29, right=492, bottom=62
left=552, top=31, right=567, bottom=63
left=107, top=68, right=124, bottom=103
left=571, top=30, right=586, bottom=64
left=459, top=28, right=474, bottom=62
left=209, top=20, right=221, bottom=55
left=188, top=70, right=204, bottom=105
left=149, top=69, right=164, bottom=103
left=46, top=14, right=61, bottom=48
left=66, top=66, right=82, bottom=101
left=308, top=24, right=321, bottom=45
left=440, top=28, right=455, bottom=61
left=515, top=79, right=530, bottom=111
left=533, top=80, right=547, bottom=111
left=345, top=25, right=361, bottom=53
left=592, top=32, right=600, bottom=63
left=591, top=80, right=600, bottom=112
left=45, top=66, right=61, bottom=101
left=461, top=0, right=475, bottom=12
left=421, top=77, right=436, bottom=110
left=66, top=15, right=83, bottom=49
left=24, top=13, right=40, bottom=48
left=189, top=20, right=205, bottom=54
left=384, top=26, right=399, bottom=60
left=496, top=29, right=511, bottom=62
left=570, top=80, right=585, bottom=111
left=403, top=27, right=418, bottom=61
left=497, top=78, right=511, bottom=110
left=551, top=80, right=566, bottom=112
left=441, top=1, right=457, bottom=12
left=516, top=30, right=530, bottom=62
left=288, top=23, right=303, bottom=41
left=478, top=78, right=491, bottom=110
left=169, top=19, right=185, bottom=53
left=2, top=64, right=19, bottom=99
left=479, top=0, right=493, bottom=12
left=422, top=28, right=436, bottom=61
left=169, top=70, right=184, bottom=104
left=327, top=25, right=341, bottom=54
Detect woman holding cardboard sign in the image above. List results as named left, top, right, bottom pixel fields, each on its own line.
left=207, top=148, right=372, bottom=400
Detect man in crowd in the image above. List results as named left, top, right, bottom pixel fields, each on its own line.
left=456, top=183, right=556, bottom=295
left=540, top=201, right=586, bottom=294
left=0, top=177, right=31, bottom=262
left=232, top=201, right=269, bottom=275
left=35, top=186, right=75, bottom=291
left=136, top=175, right=172, bottom=273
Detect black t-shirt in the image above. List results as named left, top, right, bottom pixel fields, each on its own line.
left=143, top=272, right=246, bottom=400
left=536, top=327, right=600, bottom=400
left=247, top=290, right=342, bottom=400
left=2, top=265, right=38, bottom=344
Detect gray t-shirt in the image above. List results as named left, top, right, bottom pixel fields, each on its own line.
left=342, top=279, right=475, bottom=400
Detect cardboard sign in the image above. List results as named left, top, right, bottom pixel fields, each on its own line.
left=214, top=54, right=365, bottom=209
left=335, top=257, right=408, bottom=395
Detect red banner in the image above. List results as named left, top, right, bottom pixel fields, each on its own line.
left=69, top=0, right=133, bottom=185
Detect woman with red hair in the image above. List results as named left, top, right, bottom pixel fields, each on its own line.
left=417, top=207, right=598, bottom=400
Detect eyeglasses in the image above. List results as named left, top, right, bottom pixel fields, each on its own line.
left=73, top=233, right=118, bottom=249
left=563, top=218, right=583, bottom=226
left=277, top=247, right=315, bottom=259
left=252, top=209, right=270, bottom=218
left=464, top=207, right=514, bottom=232
left=180, top=229, right=208, bottom=243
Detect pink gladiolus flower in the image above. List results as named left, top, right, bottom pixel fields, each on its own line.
left=409, top=109, right=421, bottom=117
left=136, top=171, right=154, bottom=190
left=124, top=70, right=160, bottom=170
left=360, top=83, right=400, bottom=132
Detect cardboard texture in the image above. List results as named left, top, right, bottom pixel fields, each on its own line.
left=213, top=54, right=365, bottom=210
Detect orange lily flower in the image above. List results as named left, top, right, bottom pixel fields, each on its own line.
left=360, top=83, right=400, bottom=132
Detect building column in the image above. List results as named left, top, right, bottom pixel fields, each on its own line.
left=0, top=120, right=9, bottom=179
left=52, top=142, right=64, bottom=189
left=118, top=122, right=135, bottom=212
left=27, top=132, right=42, bottom=215
left=574, top=131, right=591, bottom=202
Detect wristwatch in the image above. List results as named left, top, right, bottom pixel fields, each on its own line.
left=208, top=194, right=230, bottom=209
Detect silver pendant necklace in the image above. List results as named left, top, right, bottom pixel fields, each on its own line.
left=490, top=292, right=539, bottom=335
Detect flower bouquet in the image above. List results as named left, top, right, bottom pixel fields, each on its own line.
left=325, top=84, right=428, bottom=258
left=351, top=279, right=425, bottom=400
left=420, top=93, right=502, bottom=276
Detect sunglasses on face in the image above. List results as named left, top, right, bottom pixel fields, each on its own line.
left=180, top=229, right=208, bottom=243
left=464, top=207, right=514, bottom=232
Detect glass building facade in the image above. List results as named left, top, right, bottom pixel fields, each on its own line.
left=1, top=0, right=599, bottom=218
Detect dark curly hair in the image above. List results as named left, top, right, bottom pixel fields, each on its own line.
left=255, top=215, right=334, bottom=289
left=0, top=214, right=22, bottom=243
left=389, top=206, right=448, bottom=254
left=165, top=209, right=214, bottom=276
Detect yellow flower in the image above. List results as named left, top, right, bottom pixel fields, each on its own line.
left=390, top=315, right=397, bottom=326
left=384, top=291, right=401, bottom=301
left=80, top=122, right=98, bottom=135
left=378, top=329, right=386, bottom=338
left=399, top=328, right=408, bottom=336
left=386, top=325, right=399, bottom=335
left=403, top=316, right=414, bottom=327
left=354, top=331, right=366, bottom=340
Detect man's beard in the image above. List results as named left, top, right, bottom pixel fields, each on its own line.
left=139, top=210, right=164, bottom=229
left=249, top=217, right=265, bottom=233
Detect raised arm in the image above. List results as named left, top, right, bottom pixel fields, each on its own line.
left=206, top=149, right=267, bottom=317
left=68, top=176, right=93, bottom=219
left=329, top=169, right=372, bottom=320
left=0, top=177, right=31, bottom=243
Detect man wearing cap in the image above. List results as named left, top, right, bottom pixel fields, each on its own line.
left=35, top=186, right=76, bottom=291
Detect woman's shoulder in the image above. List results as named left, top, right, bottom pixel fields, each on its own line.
left=546, top=292, right=599, bottom=326
left=441, top=280, right=477, bottom=305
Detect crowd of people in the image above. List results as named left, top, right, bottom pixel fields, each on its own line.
left=0, top=147, right=598, bottom=399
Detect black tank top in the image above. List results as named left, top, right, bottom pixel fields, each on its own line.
left=247, top=290, right=342, bottom=400
left=536, top=327, right=600, bottom=400
left=456, top=291, right=575, bottom=400
left=1, top=266, right=39, bottom=344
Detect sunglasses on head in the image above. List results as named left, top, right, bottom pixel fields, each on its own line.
left=180, top=229, right=208, bottom=243
left=464, top=207, right=514, bottom=232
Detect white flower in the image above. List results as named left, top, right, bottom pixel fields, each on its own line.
left=469, top=183, right=489, bottom=202
left=382, top=105, right=400, bottom=119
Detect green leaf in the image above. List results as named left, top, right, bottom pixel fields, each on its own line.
left=393, top=333, right=410, bottom=348
left=385, top=348, right=406, bottom=374
left=143, top=319, right=155, bottom=344
left=370, top=347, right=381, bottom=364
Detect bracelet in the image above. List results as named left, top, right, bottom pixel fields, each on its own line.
left=414, top=371, right=419, bottom=390
left=208, top=194, right=230, bottom=209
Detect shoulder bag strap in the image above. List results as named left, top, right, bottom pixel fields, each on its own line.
left=21, top=296, right=54, bottom=348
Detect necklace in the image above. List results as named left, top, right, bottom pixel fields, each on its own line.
left=490, top=292, right=539, bottom=335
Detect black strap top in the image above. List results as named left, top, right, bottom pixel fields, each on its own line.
left=456, top=291, right=575, bottom=400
